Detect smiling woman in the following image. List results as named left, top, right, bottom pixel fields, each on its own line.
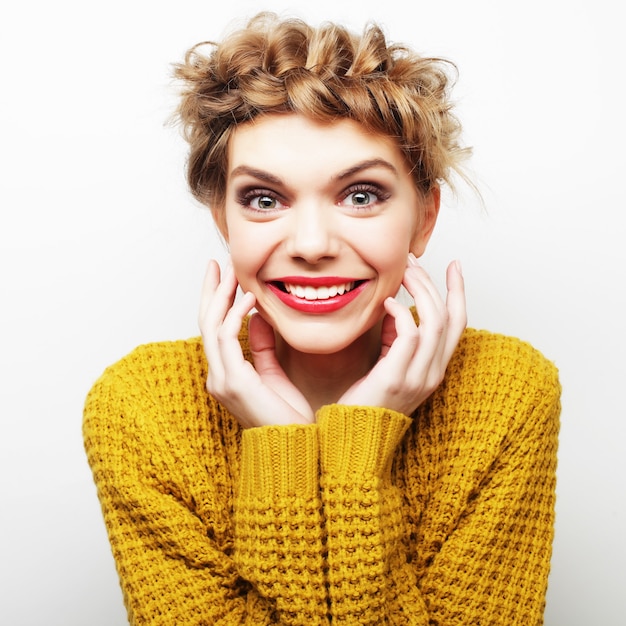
left=222, top=115, right=434, bottom=363
left=83, top=11, right=560, bottom=626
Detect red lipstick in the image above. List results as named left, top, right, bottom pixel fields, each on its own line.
left=267, top=278, right=368, bottom=314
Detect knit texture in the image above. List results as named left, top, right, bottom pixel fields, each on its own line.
left=83, top=327, right=560, bottom=625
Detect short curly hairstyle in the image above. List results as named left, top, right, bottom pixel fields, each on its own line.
left=173, top=12, right=470, bottom=213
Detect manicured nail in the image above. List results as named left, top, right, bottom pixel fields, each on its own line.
left=455, top=259, right=463, bottom=275
left=408, top=252, right=420, bottom=266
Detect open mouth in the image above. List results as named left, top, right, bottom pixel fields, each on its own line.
left=272, top=280, right=366, bottom=301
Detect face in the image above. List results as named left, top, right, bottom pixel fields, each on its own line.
left=220, top=113, right=439, bottom=355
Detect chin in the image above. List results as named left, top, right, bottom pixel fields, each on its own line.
left=274, top=317, right=382, bottom=357
left=285, top=338, right=353, bottom=356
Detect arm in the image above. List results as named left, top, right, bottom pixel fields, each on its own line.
left=411, top=341, right=561, bottom=625
left=318, top=405, right=430, bottom=625
left=313, top=349, right=560, bottom=625
left=83, top=357, right=329, bottom=625
left=233, top=425, right=329, bottom=625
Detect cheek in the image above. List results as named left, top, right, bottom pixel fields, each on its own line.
left=231, top=254, right=260, bottom=294
left=226, top=224, right=276, bottom=292
left=226, top=228, right=258, bottom=276
left=379, top=247, right=409, bottom=293
left=357, top=221, right=413, bottom=285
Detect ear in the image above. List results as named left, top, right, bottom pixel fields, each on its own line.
left=410, top=186, right=440, bottom=257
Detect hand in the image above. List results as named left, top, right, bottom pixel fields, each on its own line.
left=338, top=255, right=467, bottom=416
left=198, top=259, right=314, bottom=429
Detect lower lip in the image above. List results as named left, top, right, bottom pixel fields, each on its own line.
left=267, top=281, right=368, bottom=313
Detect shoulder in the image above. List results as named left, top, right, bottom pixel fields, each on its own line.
left=433, top=328, right=561, bottom=434
left=86, top=319, right=253, bottom=400
left=85, top=337, right=206, bottom=402
left=450, top=328, right=559, bottom=392
left=103, top=336, right=206, bottom=379
left=83, top=337, right=210, bottom=439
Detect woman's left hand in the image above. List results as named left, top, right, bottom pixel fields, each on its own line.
left=337, top=255, right=467, bottom=416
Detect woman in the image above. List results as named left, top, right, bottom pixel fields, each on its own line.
left=84, top=12, right=561, bottom=625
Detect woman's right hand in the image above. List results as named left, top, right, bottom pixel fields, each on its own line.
left=199, top=259, right=314, bottom=429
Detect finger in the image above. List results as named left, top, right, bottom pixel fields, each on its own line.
left=402, top=277, right=447, bottom=370
left=205, top=291, right=255, bottom=406
left=378, top=313, right=397, bottom=359
left=249, top=313, right=299, bottom=381
left=199, top=259, right=238, bottom=333
left=403, top=267, right=447, bottom=356
left=445, top=260, right=467, bottom=326
left=217, top=291, right=257, bottom=371
left=248, top=313, right=281, bottom=373
left=395, top=278, right=453, bottom=395
left=405, top=260, right=466, bottom=382
left=374, top=296, right=421, bottom=373
left=248, top=313, right=316, bottom=421
left=403, top=256, right=447, bottom=319
left=199, top=259, right=240, bottom=390
left=440, top=260, right=467, bottom=363
left=198, top=259, right=220, bottom=323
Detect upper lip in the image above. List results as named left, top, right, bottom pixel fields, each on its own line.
left=269, top=276, right=364, bottom=287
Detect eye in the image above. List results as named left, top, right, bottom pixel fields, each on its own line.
left=350, top=191, right=373, bottom=206
left=340, top=184, right=389, bottom=210
left=237, top=189, right=285, bottom=213
left=251, top=195, right=280, bottom=210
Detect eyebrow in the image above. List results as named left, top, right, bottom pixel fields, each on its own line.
left=229, top=159, right=399, bottom=185
left=229, top=165, right=284, bottom=185
left=335, top=159, right=399, bottom=180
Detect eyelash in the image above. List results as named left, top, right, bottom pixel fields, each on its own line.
left=236, top=183, right=391, bottom=214
left=340, top=184, right=390, bottom=210
left=235, top=189, right=283, bottom=215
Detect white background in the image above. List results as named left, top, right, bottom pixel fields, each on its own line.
left=1, top=1, right=623, bottom=624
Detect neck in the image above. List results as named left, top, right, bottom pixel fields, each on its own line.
left=275, top=323, right=382, bottom=412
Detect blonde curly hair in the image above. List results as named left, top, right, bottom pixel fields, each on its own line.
left=173, top=12, right=470, bottom=213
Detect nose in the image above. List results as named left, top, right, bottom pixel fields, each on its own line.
left=285, top=202, right=339, bottom=264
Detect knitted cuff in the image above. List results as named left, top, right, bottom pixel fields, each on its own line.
left=317, top=405, right=411, bottom=478
left=239, top=424, right=320, bottom=500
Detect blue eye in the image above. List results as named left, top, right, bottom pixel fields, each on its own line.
left=341, top=184, right=388, bottom=210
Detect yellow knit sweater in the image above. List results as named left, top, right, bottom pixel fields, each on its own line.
left=83, top=326, right=560, bottom=625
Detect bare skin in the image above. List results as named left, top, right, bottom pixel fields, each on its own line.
left=198, top=114, right=467, bottom=428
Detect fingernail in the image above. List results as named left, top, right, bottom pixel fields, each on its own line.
left=455, top=259, right=463, bottom=275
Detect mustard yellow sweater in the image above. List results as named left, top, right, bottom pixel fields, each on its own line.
left=83, top=327, right=560, bottom=625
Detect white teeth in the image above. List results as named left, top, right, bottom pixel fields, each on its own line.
left=284, top=281, right=355, bottom=300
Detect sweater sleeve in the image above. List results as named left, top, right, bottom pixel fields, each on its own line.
left=313, top=334, right=561, bottom=626
left=232, top=425, right=328, bottom=625
left=84, top=372, right=268, bottom=624
left=83, top=348, right=328, bottom=625
left=238, top=406, right=428, bottom=626
left=403, top=332, right=562, bottom=625
left=317, top=405, right=429, bottom=624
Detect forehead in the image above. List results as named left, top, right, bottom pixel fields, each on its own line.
left=227, top=113, right=409, bottom=182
